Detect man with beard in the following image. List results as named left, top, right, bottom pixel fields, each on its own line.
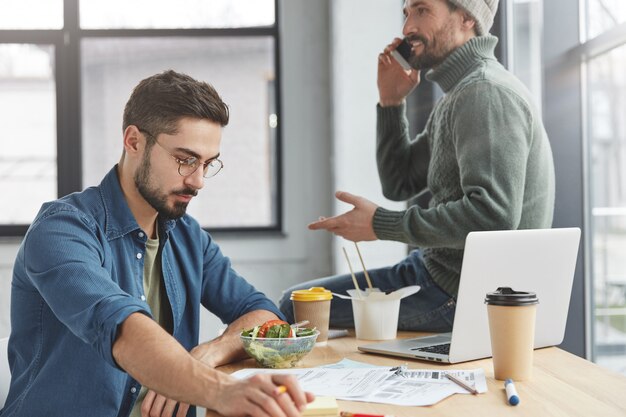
left=280, top=0, right=554, bottom=332
left=4, top=71, right=313, bottom=417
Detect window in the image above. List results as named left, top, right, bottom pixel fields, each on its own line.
left=0, top=0, right=281, bottom=235
left=0, top=45, right=57, bottom=225
left=0, top=0, right=63, bottom=30
left=512, top=0, right=626, bottom=374
left=507, top=0, right=543, bottom=106
left=584, top=0, right=626, bottom=40
left=584, top=36, right=626, bottom=374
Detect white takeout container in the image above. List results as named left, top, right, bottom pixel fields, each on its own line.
left=334, top=286, right=420, bottom=340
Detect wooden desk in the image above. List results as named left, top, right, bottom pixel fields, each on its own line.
left=210, top=332, right=626, bottom=417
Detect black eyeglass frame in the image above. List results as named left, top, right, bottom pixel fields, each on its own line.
left=138, top=127, right=223, bottom=179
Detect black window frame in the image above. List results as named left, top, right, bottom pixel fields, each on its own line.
left=0, top=0, right=283, bottom=236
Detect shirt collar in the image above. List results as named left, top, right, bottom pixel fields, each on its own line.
left=426, top=35, right=499, bottom=93
left=99, top=165, right=177, bottom=240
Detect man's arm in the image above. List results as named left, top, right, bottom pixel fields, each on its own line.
left=113, top=312, right=312, bottom=416
left=191, top=309, right=279, bottom=368
left=113, top=312, right=221, bottom=406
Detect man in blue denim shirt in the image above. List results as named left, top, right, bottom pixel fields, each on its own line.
left=3, top=71, right=312, bottom=417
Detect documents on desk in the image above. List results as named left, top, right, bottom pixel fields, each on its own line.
left=231, top=360, right=487, bottom=407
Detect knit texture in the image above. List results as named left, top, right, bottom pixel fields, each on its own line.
left=373, top=35, right=555, bottom=296
left=449, top=0, right=499, bottom=35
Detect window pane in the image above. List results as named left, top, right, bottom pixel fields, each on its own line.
left=586, top=43, right=626, bottom=375
left=510, top=0, right=543, bottom=109
left=586, top=0, right=626, bottom=40
left=80, top=0, right=275, bottom=29
left=0, top=44, right=57, bottom=224
left=0, top=0, right=63, bottom=29
left=81, top=37, right=277, bottom=228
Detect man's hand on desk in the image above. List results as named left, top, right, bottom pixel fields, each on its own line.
left=213, top=373, right=314, bottom=417
left=192, top=310, right=280, bottom=368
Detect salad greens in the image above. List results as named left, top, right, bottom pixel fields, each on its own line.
left=241, top=320, right=316, bottom=339
left=240, top=319, right=319, bottom=368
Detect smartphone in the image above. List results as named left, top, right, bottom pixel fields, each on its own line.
left=390, top=38, right=413, bottom=71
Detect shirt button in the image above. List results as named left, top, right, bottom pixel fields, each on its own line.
left=138, top=232, right=144, bottom=238
left=130, top=387, right=137, bottom=394
left=136, top=253, right=142, bottom=259
left=141, top=295, right=146, bottom=301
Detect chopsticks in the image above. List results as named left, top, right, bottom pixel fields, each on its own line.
left=354, top=242, right=373, bottom=290
left=341, top=242, right=374, bottom=299
left=342, top=247, right=362, bottom=299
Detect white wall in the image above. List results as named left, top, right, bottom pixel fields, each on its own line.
left=330, top=0, right=407, bottom=274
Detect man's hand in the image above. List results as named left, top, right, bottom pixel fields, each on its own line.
left=141, top=390, right=189, bottom=417
left=213, top=374, right=314, bottom=417
left=308, top=191, right=378, bottom=242
left=191, top=310, right=279, bottom=369
left=378, top=38, right=420, bottom=107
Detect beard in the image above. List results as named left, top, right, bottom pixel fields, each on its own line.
left=407, top=19, right=458, bottom=70
left=134, top=150, right=198, bottom=220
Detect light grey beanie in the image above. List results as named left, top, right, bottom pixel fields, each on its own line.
left=449, top=0, right=499, bottom=35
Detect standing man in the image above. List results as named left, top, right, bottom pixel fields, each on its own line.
left=3, top=70, right=312, bottom=417
left=280, top=0, right=554, bottom=332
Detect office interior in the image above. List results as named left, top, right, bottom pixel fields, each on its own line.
left=0, top=0, right=624, bottom=395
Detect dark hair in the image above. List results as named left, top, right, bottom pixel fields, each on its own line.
left=123, top=70, right=229, bottom=138
left=446, top=0, right=458, bottom=12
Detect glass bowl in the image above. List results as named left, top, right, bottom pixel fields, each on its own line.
left=240, top=330, right=320, bottom=369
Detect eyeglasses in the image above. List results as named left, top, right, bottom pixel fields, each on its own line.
left=139, top=128, right=223, bottom=179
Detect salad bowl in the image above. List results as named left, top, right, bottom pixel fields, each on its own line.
left=240, top=327, right=319, bottom=369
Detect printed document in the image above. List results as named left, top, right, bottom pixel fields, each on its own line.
left=231, top=361, right=488, bottom=406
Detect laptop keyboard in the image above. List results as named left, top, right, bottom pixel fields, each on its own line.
left=411, top=343, right=450, bottom=355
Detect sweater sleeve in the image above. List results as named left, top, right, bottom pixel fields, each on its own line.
left=376, top=102, right=431, bottom=201
left=373, top=82, right=533, bottom=248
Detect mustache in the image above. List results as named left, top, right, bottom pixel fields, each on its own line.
left=173, top=188, right=198, bottom=197
left=406, top=34, right=428, bottom=47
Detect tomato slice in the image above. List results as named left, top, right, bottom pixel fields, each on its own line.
left=256, top=319, right=288, bottom=338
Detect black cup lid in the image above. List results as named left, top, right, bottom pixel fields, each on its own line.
left=484, top=287, right=539, bottom=306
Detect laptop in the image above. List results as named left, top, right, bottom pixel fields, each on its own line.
left=358, top=228, right=581, bottom=363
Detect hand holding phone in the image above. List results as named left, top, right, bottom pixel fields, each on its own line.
left=390, top=38, right=412, bottom=71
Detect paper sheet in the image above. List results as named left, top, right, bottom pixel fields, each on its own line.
left=231, top=361, right=488, bottom=406
left=231, top=367, right=393, bottom=397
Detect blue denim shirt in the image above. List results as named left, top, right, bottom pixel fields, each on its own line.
left=2, top=167, right=283, bottom=417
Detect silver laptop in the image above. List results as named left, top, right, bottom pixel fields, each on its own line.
left=358, top=228, right=581, bottom=363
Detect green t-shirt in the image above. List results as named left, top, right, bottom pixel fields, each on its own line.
left=130, top=233, right=172, bottom=417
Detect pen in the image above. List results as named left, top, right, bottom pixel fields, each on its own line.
left=445, top=373, right=479, bottom=395
left=504, top=379, right=520, bottom=405
left=340, top=413, right=394, bottom=417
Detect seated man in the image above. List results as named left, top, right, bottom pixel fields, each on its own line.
left=280, top=0, right=554, bottom=332
left=3, top=70, right=312, bottom=417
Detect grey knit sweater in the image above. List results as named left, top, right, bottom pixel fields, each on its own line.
left=372, top=35, right=555, bottom=297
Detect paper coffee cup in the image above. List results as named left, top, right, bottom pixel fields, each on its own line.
left=351, top=298, right=401, bottom=340
left=291, top=287, right=332, bottom=342
left=485, top=287, right=538, bottom=381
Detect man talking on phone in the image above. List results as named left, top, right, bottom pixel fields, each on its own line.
left=279, top=0, right=555, bottom=332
